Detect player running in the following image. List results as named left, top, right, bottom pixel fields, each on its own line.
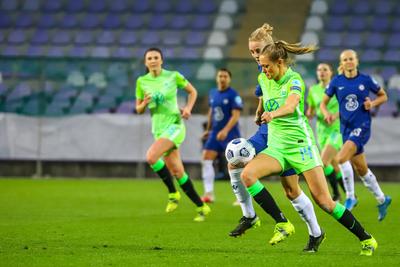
left=306, top=63, right=346, bottom=201
left=228, top=23, right=324, bottom=253
left=320, top=49, right=392, bottom=221
left=135, top=47, right=210, bottom=222
left=201, top=68, right=242, bottom=203
left=240, top=41, right=378, bottom=256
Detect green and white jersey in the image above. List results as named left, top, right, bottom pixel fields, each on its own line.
left=307, top=82, right=340, bottom=132
left=258, top=68, right=316, bottom=150
left=136, top=69, right=189, bottom=136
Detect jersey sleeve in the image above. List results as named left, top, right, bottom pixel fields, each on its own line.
left=175, top=71, right=189, bottom=89
left=367, top=75, right=381, bottom=94
left=135, top=78, right=144, bottom=100
left=231, top=90, right=243, bottom=110
left=325, top=80, right=336, bottom=97
left=254, top=84, right=263, bottom=97
left=288, top=78, right=303, bottom=96
left=208, top=90, right=212, bottom=107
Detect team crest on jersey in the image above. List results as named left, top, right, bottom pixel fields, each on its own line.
left=235, top=96, right=243, bottom=105
left=350, top=128, right=362, bottom=137
left=223, top=99, right=229, bottom=104
left=280, top=90, right=287, bottom=97
left=265, top=99, right=280, bottom=112
left=345, top=94, right=359, bottom=111
left=359, top=84, right=365, bottom=91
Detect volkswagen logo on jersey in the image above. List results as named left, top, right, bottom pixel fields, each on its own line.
left=359, top=84, right=365, bottom=91
left=345, top=94, right=359, bottom=111
left=265, top=99, right=280, bottom=112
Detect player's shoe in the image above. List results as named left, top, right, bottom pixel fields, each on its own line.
left=360, top=236, right=378, bottom=256
left=193, top=204, right=211, bottom=222
left=269, top=220, right=295, bottom=245
left=344, top=198, right=358, bottom=210
left=229, top=215, right=261, bottom=237
left=303, top=230, right=326, bottom=252
left=377, top=195, right=392, bottom=221
left=201, top=192, right=215, bottom=203
left=165, top=191, right=181, bottom=213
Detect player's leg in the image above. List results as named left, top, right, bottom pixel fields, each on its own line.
left=321, top=144, right=341, bottom=200
left=228, top=163, right=260, bottom=237
left=281, top=173, right=324, bottom=252
left=332, top=158, right=346, bottom=194
left=302, top=166, right=377, bottom=256
left=164, top=149, right=210, bottom=222
left=351, top=153, right=391, bottom=221
left=146, top=138, right=179, bottom=212
left=336, top=140, right=358, bottom=210
left=201, top=149, right=218, bottom=202
left=241, top=151, right=295, bottom=245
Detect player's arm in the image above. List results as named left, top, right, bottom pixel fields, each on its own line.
left=181, top=82, right=198, bottom=119
left=320, top=94, right=337, bottom=124
left=364, top=88, right=388, bottom=110
left=255, top=97, right=264, bottom=125
left=217, top=109, right=241, bottom=141
left=202, top=108, right=212, bottom=140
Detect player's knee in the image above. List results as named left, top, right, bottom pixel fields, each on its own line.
left=240, top=168, right=255, bottom=187
left=146, top=150, right=158, bottom=166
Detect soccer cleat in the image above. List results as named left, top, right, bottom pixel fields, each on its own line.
left=360, top=236, right=378, bottom=256
left=344, top=198, right=358, bottom=211
left=303, top=230, right=326, bottom=252
left=165, top=191, right=181, bottom=213
left=229, top=215, right=261, bottom=237
left=269, top=221, right=295, bottom=245
left=377, top=195, right=392, bottom=221
left=193, top=203, right=211, bottom=222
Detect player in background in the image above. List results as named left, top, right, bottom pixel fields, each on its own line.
left=135, top=47, right=210, bottom=222
left=321, top=49, right=392, bottom=221
left=201, top=68, right=242, bottom=203
left=241, top=41, right=378, bottom=256
left=229, top=23, right=324, bottom=253
left=306, top=63, right=346, bottom=201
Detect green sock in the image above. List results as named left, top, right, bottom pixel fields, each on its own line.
left=150, top=159, right=176, bottom=193
left=333, top=203, right=371, bottom=241
left=177, top=173, right=203, bottom=207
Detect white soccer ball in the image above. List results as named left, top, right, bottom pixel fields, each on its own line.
left=225, top=138, right=256, bottom=167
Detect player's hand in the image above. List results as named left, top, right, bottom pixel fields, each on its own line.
left=202, top=130, right=209, bottom=141
left=142, top=94, right=152, bottom=106
left=324, top=113, right=335, bottom=125
left=180, top=106, right=191, bottom=120
left=261, top=112, right=274, bottom=123
left=216, top=129, right=228, bottom=141
left=364, top=97, right=373, bottom=110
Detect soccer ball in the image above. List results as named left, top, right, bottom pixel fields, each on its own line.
left=225, top=138, right=256, bottom=167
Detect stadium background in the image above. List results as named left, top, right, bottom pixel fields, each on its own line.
left=0, top=0, right=399, bottom=179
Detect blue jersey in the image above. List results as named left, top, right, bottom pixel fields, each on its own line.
left=255, top=65, right=268, bottom=135
left=325, top=72, right=381, bottom=131
left=209, top=87, right=242, bottom=135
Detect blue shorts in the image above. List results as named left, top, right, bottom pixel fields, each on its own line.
left=247, top=128, right=296, bottom=177
left=204, top=132, right=240, bottom=153
left=342, top=125, right=371, bottom=155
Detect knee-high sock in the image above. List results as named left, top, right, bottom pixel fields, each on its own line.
left=150, top=159, right=176, bottom=193
left=247, top=181, right=287, bottom=223
left=202, top=160, right=215, bottom=194
left=339, top=161, right=355, bottom=199
left=332, top=203, right=371, bottom=241
left=229, top=168, right=255, bottom=218
left=177, top=173, right=203, bottom=207
left=360, top=169, right=385, bottom=204
left=336, top=171, right=346, bottom=192
left=290, top=191, right=322, bottom=237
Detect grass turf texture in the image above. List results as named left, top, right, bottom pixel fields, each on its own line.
left=0, top=178, right=399, bottom=267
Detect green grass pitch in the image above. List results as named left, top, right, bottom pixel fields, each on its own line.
left=0, top=178, right=399, bottom=266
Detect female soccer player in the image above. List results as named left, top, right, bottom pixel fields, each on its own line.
left=229, top=23, right=324, bottom=253
left=320, top=49, right=391, bottom=220
left=306, top=63, right=346, bottom=201
left=241, top=42, right=377, bottom=256
left=135, top=47, right=210, bottom=222
left=201, top=68, right=242, bottom=203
